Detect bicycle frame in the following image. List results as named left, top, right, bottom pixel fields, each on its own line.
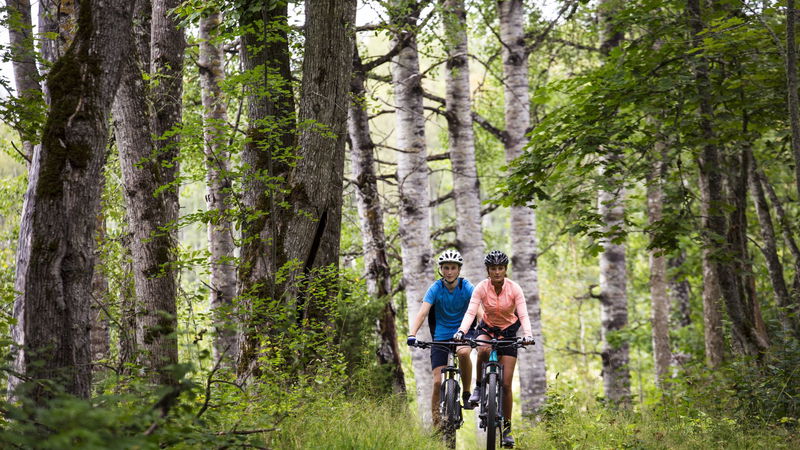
left=468, top=337, right=525, bottom=450
left=413, top=340, right=472, bottom=448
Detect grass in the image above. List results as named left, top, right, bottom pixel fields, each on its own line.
left=266, top=389, right=799, bottom=449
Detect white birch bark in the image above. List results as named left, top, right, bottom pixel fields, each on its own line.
left=647, top=153, right=671, bottom=386
left=498, top=0, right=546, bottom=415
left=598, top=161, right=631, bottom=404
left=391, top=3, right=435, bottom=425
left=597, top=0, right=630, bottom=405
left=443, top=0, right=484, bottom=283
left=199, top=9, right=238, bottom=364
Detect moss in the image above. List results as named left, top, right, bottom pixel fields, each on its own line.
left=36, top=1, right=99, bottom=198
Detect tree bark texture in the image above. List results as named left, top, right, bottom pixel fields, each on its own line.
left=498, top=0, right=547, bottom=416
left=759, top=170, right=800, bottom=312
left=647, top=153, right=671, bottom=387
left=18, top=0, right=135, bottom=403
left=748, top=151, right=799, bottom=336
left=698, top=173, right=725, bottom=366
left=688, top=0, right=767, bottom=357
left=349, top=47, right=405, bottom=394
left=199, top=9, right=238, bottom=365
left=112, top=0, right=182, bottom=387
left=392, top=0, right=435, bottom=425
left=786, top=0, right=800, bottom=200
left=668, top=253, right=692, bottom=328
left=236, top=1, right=295, bottom=379
left=443, top=0, right=484, bottom=283
left=598, top=157, right=631, bottom=405
left=280, top=0, right=357, bottom=322
left=597, top=0, right=630, bottom=405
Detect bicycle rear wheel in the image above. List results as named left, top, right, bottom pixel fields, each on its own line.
left=442, top=378, right=460, bottom=449
left=485, top=372, right=499, bottom=450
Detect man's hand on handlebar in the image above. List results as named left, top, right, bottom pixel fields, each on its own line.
left=407, top=335, right=417, bottom=347
left=453, top=330, right=465, bottom=342
left=521, top=335, right=534, bottom=345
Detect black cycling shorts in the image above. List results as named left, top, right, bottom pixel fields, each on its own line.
left=430, top=328, right=478, bottom=370
left=476, top=320, right=521, bottom=358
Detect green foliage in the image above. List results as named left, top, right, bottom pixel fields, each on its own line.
left=521, top=378, right=799, bottom=449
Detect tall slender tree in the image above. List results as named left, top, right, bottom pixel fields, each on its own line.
left=497, top=0, right=547, bottom=415
left=688, top=0, right=767, bottom=357
left=597, top=0, right=630, bottom=405
left=235, top=0, right=295, bottom=379
left=391, top=0, right=435, bottom=425
left=199, top=7, right=238, bottom=364
left=349, top=46, right=406, bottom=393
left=6, top=0, right=43, bottom=397
left=112, top=0, right=185, bottom=388
left=648, top=148, right=671, bottom=386
left=442, top=0, right=484, bottom=283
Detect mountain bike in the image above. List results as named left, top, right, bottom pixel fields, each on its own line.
left=413, top=340, right=472, bottom=449
left=468, top=337, right=529, bottom=450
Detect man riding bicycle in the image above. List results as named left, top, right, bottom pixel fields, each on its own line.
left=407, top=250, right=479, bottom=429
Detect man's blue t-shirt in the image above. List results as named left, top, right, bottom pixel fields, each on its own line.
left=423, top=277, right=475, bottom=341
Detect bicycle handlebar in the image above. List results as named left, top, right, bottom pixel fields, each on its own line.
left=468, top=337, right=531, bottom=349
left=413, top=337, right=532, bottom=349
left=413, top=340, right=476, bottom=349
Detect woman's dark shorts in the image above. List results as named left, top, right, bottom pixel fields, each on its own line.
left=476, top=320, right=521, bottom=358
left=430, top=328, right=478, bottom=370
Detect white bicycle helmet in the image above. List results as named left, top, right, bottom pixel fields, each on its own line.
left=437, top=249, right=464, bottom=266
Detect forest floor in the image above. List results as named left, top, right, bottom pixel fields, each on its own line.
left=268, top=394, right=800, bottom=449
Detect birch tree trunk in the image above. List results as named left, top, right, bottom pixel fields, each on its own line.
left=699, top=173, right=725, bottom=367
left=20, top=0, right=134, bottom=403
left=688, top=0, right=767, bottom=357
left=597, top=0, right=630, bottom=405
left=199, top=9, right=238, bottom=364
left=392, top=0, right=435, bottom=425
left=497, top=0, right=547, bottom=416
left=668, top=253, right=692, bottom=328
left=443, top=0, right=484, bottom=283
left=350, top=47, right=405, bottom=394
left=648, top=152, right=671, bottom=387
left=598, top=157, right=631, bottom=404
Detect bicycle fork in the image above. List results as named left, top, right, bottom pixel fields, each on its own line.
left=478, top=361, right=505, bottom=428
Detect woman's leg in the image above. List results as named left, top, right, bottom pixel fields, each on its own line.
left=500, top=355, right=516, bottom=420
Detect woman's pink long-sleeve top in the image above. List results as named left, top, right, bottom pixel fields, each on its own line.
left=458, top=278, right=533, bottom=337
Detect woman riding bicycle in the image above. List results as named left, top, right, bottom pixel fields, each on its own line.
left=407, top=249, right=478, bottom=429
left=454, top=250, right=534, bottom=448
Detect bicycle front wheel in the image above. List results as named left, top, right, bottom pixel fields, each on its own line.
left=442, top=378, right=460, bottom=449
left=485, top=372, right=499, bottom=450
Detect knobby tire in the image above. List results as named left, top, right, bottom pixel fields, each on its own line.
left=485, top=373, right=498, bottom=450
left=442, top=378, right=459, bottom=449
